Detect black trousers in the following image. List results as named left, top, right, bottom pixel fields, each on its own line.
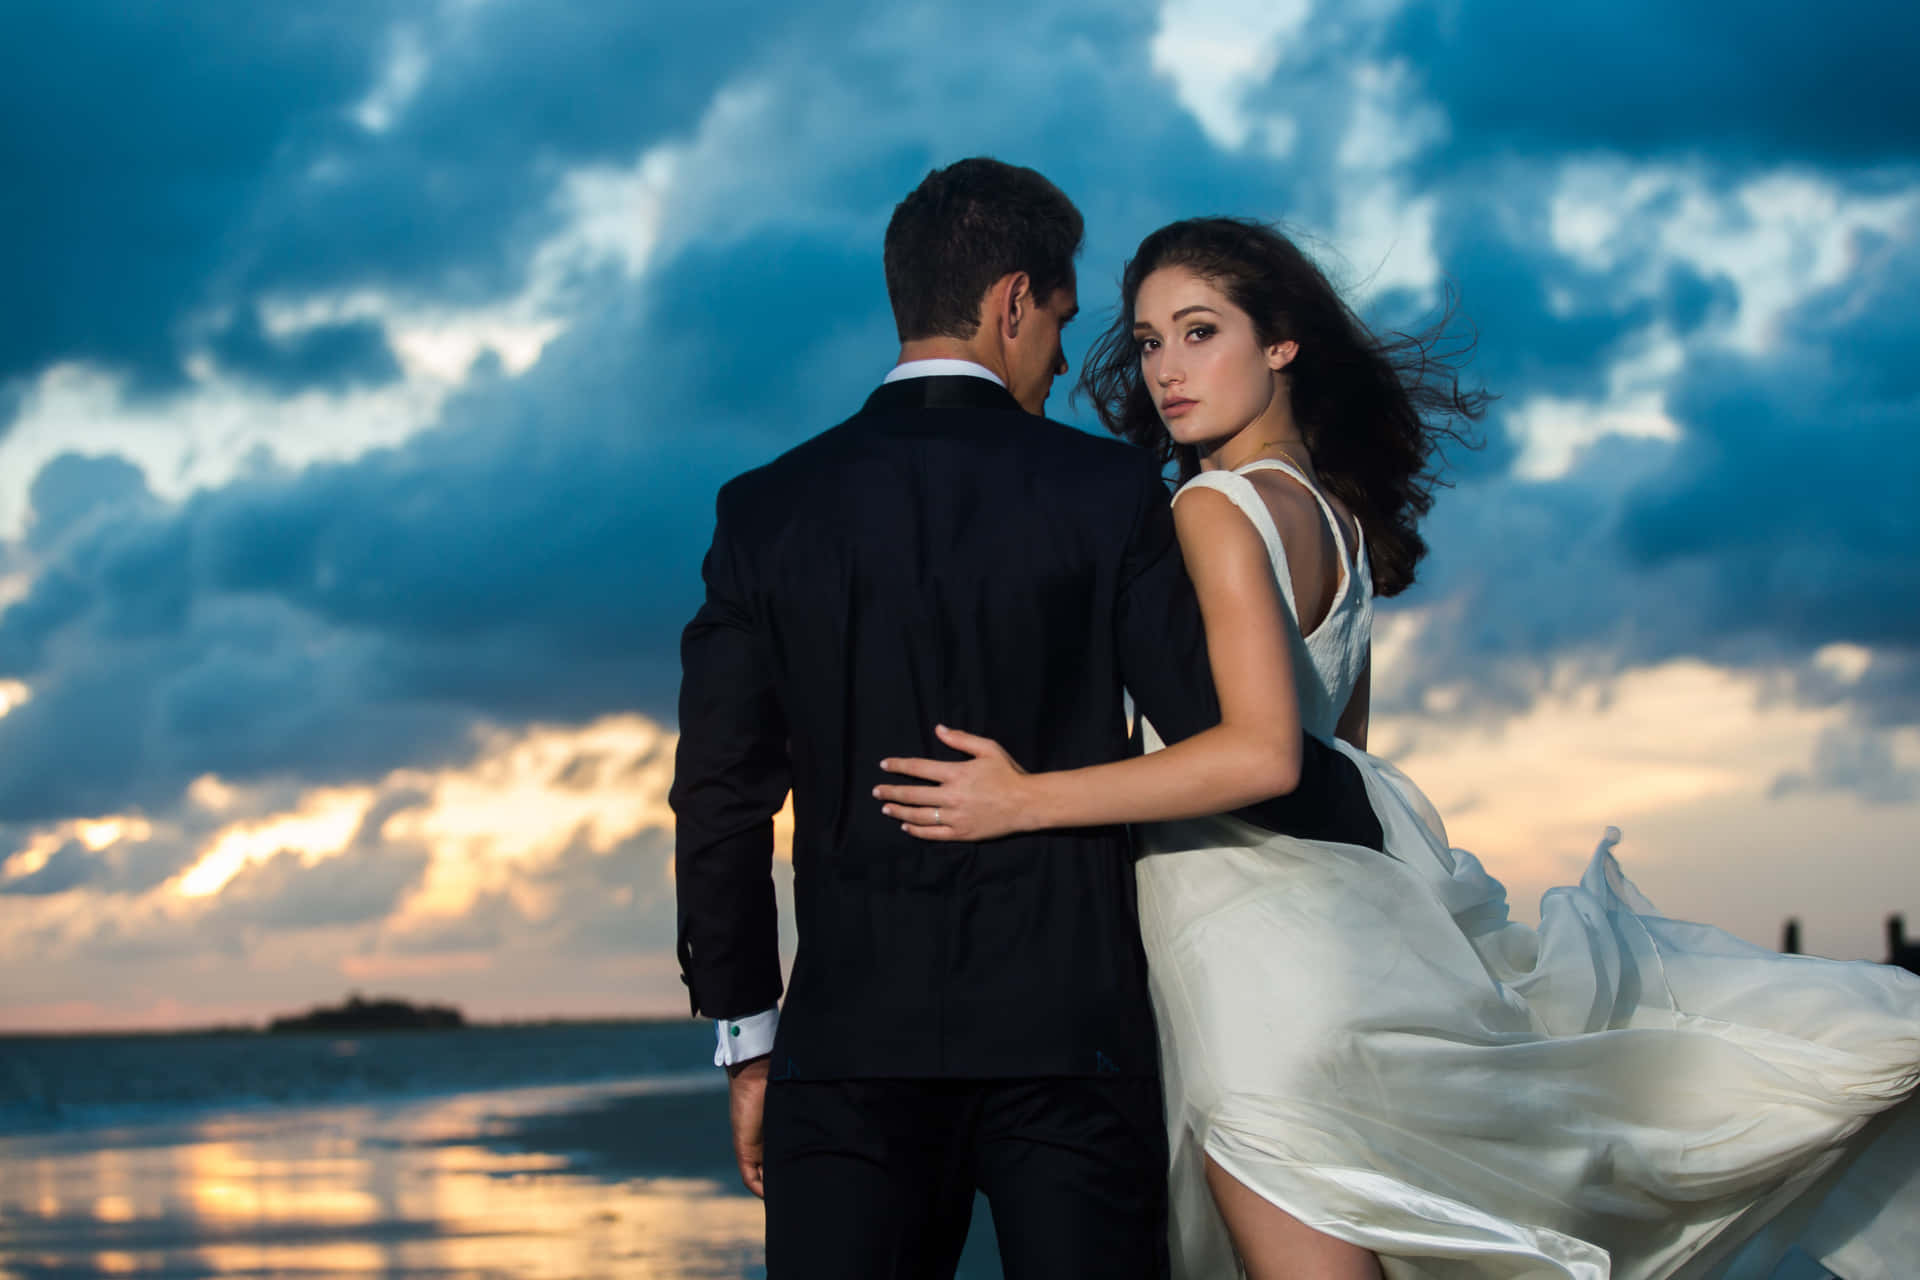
left=762, top=1075, right=1170, bottom=1280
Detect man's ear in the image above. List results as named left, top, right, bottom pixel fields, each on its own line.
left=1267, top=339, right=1299, bottom=372
left=999, top=271, right=1033, bottom=339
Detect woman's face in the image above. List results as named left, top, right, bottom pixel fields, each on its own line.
left=1132, top=266, right=1295, bottom=450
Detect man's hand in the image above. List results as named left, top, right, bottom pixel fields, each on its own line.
left=726, top=1055, right=771, bottom=1198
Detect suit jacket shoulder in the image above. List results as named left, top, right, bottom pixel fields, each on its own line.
left=713, top=391, right=1167, bottom=545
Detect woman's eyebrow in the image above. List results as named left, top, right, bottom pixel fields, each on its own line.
left=1133, top=305, right=1220, bottom=332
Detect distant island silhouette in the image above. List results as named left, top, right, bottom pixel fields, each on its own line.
left=268, top=992, right=465, bottom=1033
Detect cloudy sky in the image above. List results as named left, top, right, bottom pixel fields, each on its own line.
left=4, top=0, right=1917, bottom=1030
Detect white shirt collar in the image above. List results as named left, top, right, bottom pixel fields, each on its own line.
left=883, top=358, right=1006, bottom=389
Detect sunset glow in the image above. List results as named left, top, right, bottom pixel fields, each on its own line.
left=386, top=715, right=674, bottom=866
left=1, top=0, right=1913, bottom=1034
left=175, top=788, right=377, bottom=899
left=75, top=817, right=154, bottom=852
left=1384, top=657, right=1920, bottom=956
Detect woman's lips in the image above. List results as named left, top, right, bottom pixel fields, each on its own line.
left=1161, top=397, right=1196, bottom=418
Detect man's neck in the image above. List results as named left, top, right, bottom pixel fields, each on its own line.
left=896, top=338, right=1009, bottom=386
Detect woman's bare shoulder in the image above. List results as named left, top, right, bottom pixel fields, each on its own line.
left=1170, top=482, right=1270, bottom=566
left=1245, top=468, right=1331, bottom=550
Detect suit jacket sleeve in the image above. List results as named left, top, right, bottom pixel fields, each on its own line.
left=1114, top=457, right=1384, bottom=850
left=670, top=482, right=792, bottom=1018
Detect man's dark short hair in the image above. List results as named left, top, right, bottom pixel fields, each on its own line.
left=883, top=158, right=1084, bottom=343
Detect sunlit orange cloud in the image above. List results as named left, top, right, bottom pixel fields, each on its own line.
left=382, top=713, right=679, bottom=924
left=5, top=828, right=66, bottom=880
left=8, top=663, right=1914, bottom=1030
left=1, top=814, right=156, bottom=881
left=389, top=716, right=672, bottom=855
left=174, top=787, right=375, bottom=897
left=384, top=715, right=794, bottom=925
left=2, top=709, right=766, bottom=936
left=74, top=817, right=151, bottom=850
left=1382, top=657, right=1839, bottom=868
left=139, top=715, right=687, bottom=919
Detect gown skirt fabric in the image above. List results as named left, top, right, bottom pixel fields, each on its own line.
left=1135, top=740, right=1920, bottom=1279
left=1138, top=459, right=1918, bottom=1277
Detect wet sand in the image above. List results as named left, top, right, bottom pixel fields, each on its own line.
left=0, top=1074, right=1003, bottom=1278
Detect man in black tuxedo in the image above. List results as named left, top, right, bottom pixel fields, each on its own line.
left=670, top=158, right=1383, bottom=1278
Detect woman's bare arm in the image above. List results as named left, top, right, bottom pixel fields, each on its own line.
left=875, top=486, right=1305, bottom=838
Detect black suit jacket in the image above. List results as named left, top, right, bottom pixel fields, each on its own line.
left=671, top=376, right=1382, bottom=1079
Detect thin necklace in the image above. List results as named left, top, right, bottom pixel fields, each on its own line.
left=1249, top=439, right=1311, bottom=476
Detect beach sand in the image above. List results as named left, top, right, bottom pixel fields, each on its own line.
left=0, top=1075, right=1005, bottom=1278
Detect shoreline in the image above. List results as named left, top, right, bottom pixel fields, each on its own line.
left=0, top=1014, right=695, bottom=1041
left=0, top=1066, right=723, bottom=1143
left=0, top=1020, right=720, bottom=1138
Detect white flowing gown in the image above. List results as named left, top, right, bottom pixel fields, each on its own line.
left=1136, top=459, right=1920, bottom=1280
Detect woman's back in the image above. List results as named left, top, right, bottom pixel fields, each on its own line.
left=1171, top=457, right=1370, bottom=740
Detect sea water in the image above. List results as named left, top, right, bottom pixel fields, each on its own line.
left=0, top=1023, right=1004, bottom=1278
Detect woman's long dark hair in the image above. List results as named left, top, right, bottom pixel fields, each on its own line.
left=1077, top=218, right=1490, bottom=597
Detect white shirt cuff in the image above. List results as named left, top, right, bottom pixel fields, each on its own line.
left=714, top=1007, right=779, bottom=1067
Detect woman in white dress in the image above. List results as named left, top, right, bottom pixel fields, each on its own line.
left=873, top=218, right=1920, bottom=1280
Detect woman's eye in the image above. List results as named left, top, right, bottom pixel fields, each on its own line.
left=1186, top=325, right=1214, bottom=342
left=1137, top=337, right=1159, bottom=353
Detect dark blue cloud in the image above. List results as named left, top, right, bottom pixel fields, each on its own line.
left=1426, top=189, right=1735, bottom=413
left=1377, top=435, right=1696, bottom=716
left=1389, top=0, right=1920, bottom=165
left=640, top=229, right=896, bottom=428
left=234, top=0, right=800, bottom=300
left=0, top=263, right=810, bottom=822
left=0, top=0, right=400, bottom=390
left=3, top=0, right=1917, bottom=843
left=0, top=567, right=88, bottom=675
left=24, top=451, right=155, bottom=552
left=0, top=655, right=158, bottom=822
left=1382, top=215, right=1920, bottom=737
left=1771, top=727, right=1920, bottom=805
left=193, top=382, right=733, bottom=676
left=1619, top=234, right=1920, bottom=656
left=0, top=0, right=795, bottom=406
left=206, top=308, right=400, bottom=393
left=0, top=0, right=1328, bottom=832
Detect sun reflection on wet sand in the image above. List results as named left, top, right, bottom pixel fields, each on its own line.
left=0, top=1080, right=768, bottom=1279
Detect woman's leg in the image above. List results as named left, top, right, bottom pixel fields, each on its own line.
left=1205, top=1155, right=1382, bottom=1280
